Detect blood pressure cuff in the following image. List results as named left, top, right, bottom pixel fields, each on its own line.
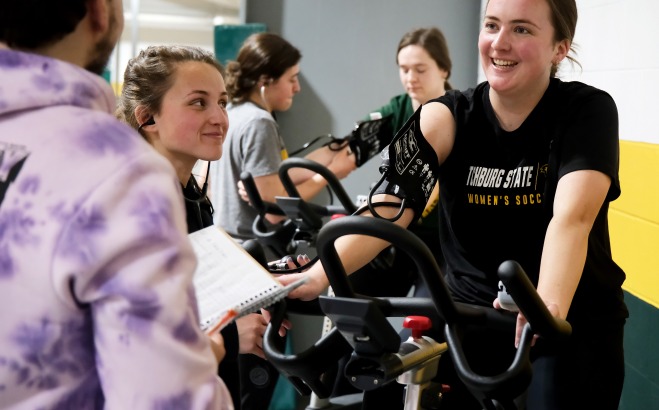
left=372, top=107, right=439, bottom=219
left=347, top=115, right=393, bottom=167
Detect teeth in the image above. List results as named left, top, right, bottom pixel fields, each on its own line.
left=493, top=59, right=516, bottom=66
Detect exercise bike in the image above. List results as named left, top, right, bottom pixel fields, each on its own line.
left=264, top=216, right=572, bottom=410
left=241, top=158, right=410, bottom=409
left=240, top=111, right=394, bottom=259
left=239, top=156, right=357, bottom=260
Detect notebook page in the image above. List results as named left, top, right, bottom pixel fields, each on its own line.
left=189, top=226, right=280, bottom=329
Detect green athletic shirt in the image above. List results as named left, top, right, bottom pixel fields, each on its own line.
left=368, top=93, right=415, bottom=136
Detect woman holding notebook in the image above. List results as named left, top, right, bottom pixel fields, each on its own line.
left=116, top=44, right=286, bottom=410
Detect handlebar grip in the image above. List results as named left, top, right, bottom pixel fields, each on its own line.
left=240, top=171, right=266, bottom=215
left=279, top=158, right=358, bottom=214
left=497, top=260, right=572, bottom=340
left=239, top=171, right=285, bottom=216
left=263, top=300, right=352, bottom=398
left=316, top=216, right=460, bottom=322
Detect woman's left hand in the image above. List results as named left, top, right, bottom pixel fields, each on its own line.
left=493, top=298, right=560, bottom=348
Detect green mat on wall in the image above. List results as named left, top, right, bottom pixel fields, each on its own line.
left=214, top=23, right=267, bottom=66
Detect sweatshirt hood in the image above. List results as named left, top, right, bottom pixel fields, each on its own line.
left=0, top=47, right=116, bottom=118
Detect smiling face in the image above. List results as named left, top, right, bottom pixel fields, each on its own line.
left=479, top=0, right=568, bottom=98
left=150, top=61, right=229, bottom=176
left=262, top=63, right=301, bottom=112
left=398, top=44, right=448, bottom=108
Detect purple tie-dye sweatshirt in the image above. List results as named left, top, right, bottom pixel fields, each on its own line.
left=0, top=46, right=233, bottom=409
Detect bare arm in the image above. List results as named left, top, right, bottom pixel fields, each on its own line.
left=537, top=169, right=611, bottom=317
left=280, top=102, right=456, bottom=300
left=288, top=144, right=350, bottom=184
left=279, top=198, right=416, bottom=300
left=252, top=144, right=357, bottom=224
left=509, top=169, right=611, bottom=346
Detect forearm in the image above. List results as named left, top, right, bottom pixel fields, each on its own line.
left=295, top=172, right=331, bottom=200
left=252, top=173, right=312, bottom=223
left=536, top=170, right=610, bottom=320
left=306, top=204, right=415, bottom=290
left=289, top=145, right=348, bottom=184
left=303, top=232, right=396, bottom=295
left=304, top=145, right=335, bottom=167
left=264, top=212, right=287, bottom=225
left=286, top=166, right=317, bottom=185
left=281, top=199, right=416, bottom=300
left=536, top=216, right=590, bottom=319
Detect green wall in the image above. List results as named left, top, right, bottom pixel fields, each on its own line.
left=620, top=292, right=659, bottom=409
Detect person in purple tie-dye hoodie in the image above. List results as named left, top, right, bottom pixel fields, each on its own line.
left=0, top=1, right=233, bottom=409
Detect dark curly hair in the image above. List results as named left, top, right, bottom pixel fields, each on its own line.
left=0, top=0, right=88, bottom=49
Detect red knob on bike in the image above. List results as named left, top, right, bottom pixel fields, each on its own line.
left=330, top=213, right=347, bottom=220
left=403, top=316, right=432, bottom=339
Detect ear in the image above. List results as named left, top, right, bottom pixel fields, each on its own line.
left=259, top=75, right=273, bottom=86
left=553, top=39, right=570, bottom=65
left=134, top=106, right=155, bottom=129
left=438, top=68, right=449, bottom=81
left=86, top=0, right=111, bottom=33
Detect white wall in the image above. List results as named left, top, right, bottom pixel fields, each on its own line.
left=559, top=0, right=659, bottom=144
left=107, top=1, right=238, bottom=87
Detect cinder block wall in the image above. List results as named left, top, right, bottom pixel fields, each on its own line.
left=555, top=1, right=659, bottom=408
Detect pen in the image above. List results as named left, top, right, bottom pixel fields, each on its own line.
left=206, top=308, right=238, bottom=336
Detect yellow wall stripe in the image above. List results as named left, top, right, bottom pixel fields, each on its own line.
left=612, top=141, right=659, bottom=223
left=610, top=141, right=659, bottom=308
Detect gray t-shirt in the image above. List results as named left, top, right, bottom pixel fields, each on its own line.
left=210, top=101, right=286, bottom=238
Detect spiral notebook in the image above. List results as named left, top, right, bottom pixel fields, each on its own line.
left=189, top=225, right=308, bottom=334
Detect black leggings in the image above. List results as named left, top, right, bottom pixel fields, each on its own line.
left=526, top=318, right=625, bottom=410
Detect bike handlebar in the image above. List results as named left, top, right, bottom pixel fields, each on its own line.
left=498, top=260, right=572, bottom=340
left=278, top=157, right=358, bottom=215
left=240, top=159, right=358, bottom=254
left=239, top=171, right=286, bottom=217
left=314, top=216, right=572, bottom=405
left=263, top=299, right=353, bottom=398
left=316, top=215, right=463, bottom=323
